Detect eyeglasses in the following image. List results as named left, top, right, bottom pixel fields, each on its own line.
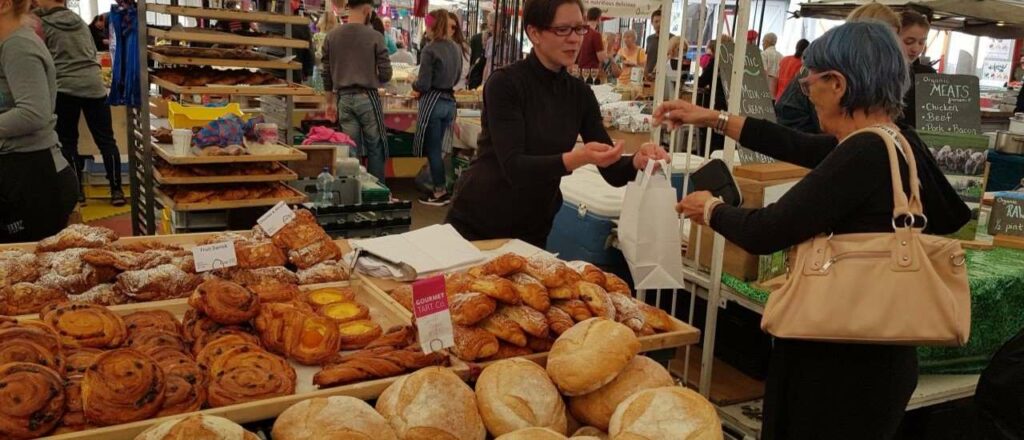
left=545, top=24, right=589, bottom=37
left=798, top=70, right=839, bottom=96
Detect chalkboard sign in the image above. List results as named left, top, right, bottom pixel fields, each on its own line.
left=717, top=42, right=776, bottom=164
left=914, top=74, right=981, bottom=135
left=989, top=193, right=1024, bottom=237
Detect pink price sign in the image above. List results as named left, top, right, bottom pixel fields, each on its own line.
left=412, top=275, right=449, bottom=318
left=411, top=275, right=454, bottom=354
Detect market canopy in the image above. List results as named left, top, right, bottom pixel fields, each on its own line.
left=797, top=0, right=1024, bottom=39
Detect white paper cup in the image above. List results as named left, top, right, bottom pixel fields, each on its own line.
left=171, top=129, right=192, bottom=156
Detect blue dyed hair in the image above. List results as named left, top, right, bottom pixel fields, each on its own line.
left=802, top=21, right=909, bottom=119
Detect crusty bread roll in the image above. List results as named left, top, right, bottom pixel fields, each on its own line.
left=546, top=318, right=640, bottom=396
left=376, top=367, right=486, bottom=440
left=569, top=356, right=674, bottom=430
left=608, top=387, right=723, bottom=440
left=272, top=396, right=398, bottom=440
left=476, top=358, right=567, bottom=436
left=572, top=426, right=608, bottom=439
left=134, top=414, right=259, bottom=440
left=494, top=427, right=568, bottom=440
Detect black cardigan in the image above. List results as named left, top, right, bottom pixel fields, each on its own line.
left=709, top=118, right=970, bottom=255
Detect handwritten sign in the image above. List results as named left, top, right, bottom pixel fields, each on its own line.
left=192, top=242, right=238, bottom=273
left=412, top=275, right=455, bottom=354
left=915, top=74, right=980, bottom=135
left=589, top=0, right=660, bottom=17
left=989, top=194, right=1024, bottom=237
left=717, top=42, right=776, bottom=164
left=257, top=201, right=296, bottom=236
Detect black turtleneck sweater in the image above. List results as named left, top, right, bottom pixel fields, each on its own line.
left=447, top=52, right=635, bottom=246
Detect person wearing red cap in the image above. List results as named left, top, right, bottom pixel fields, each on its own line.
left=746, top=29, right=758, bottom=44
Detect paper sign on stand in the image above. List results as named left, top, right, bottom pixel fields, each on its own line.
left=257, top=201, right=296, bottom=236
left=192, top=242, right=238, bottom=272
left=412, top=275, right=454, bottom=354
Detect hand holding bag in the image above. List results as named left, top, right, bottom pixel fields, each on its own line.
left=761, top=127, right=971, bottom=346
left=618, top=160, right=687, bottom=290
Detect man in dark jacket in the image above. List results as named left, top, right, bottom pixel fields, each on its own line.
left=35, top=0, right=125, bottom=206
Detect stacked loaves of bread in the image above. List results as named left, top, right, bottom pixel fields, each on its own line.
left=386, top=254, right=677, bottom=363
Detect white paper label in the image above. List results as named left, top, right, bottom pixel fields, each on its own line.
left=412, top=275, right=454, bottom=354
left=192, top=241, right=238, bottom=273
left=257, top=201, right=296, bottom=236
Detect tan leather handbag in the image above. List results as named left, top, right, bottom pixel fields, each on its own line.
left=761, top=127, right=971, bottom=346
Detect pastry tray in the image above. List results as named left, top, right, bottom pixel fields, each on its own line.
left=153, top=142, right=307, bottom=165
left=150, top=75, right=315, bottom=97
left=156, top=183, right=307, bottom=212
left=154, top=162, right=299, bottom=185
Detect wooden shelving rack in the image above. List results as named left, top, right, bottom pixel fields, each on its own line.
left=128, top=0, right=315, bottom=235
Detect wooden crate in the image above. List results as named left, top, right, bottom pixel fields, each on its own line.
left=149, top=28, right=308, bottom=50
left=149, top=50, right=301, bottom=70
left=150, top=75, right=314, bottom=97
left=156, top=184, right=307, bottom=212
left=153, top=142, right=307, bottom=165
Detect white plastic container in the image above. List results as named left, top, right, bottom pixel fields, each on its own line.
left=549, top=165, right=628, bottom=265
left=1010, top=113, right=1024, bottom=134
left=171, top=129, right=192, bottom=156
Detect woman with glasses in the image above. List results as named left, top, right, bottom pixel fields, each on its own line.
left=655, top=22, right=969, bottom=439
left=446, top=0, right=668, bottom=247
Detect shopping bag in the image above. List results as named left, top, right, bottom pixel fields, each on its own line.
left=618, top=160, right=687, bottom=290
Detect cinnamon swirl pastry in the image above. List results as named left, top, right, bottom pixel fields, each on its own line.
left=82, top=349, right=166, bottom=426
left=0, top=282, right=66, bottom=315
left=206, top=345, right=296, bottom=407
left=156, top=355, right=207, bottom=417
left=0, top=325, right=65, bottom=373
left=41, top=303, right=128, bottom=349
left=189, top=279, right=261, bottom=325
left=124, top=310, right=181, bottom=336
left=61, top=375, right=87, bottom=431
left=195, top=334, right=261, bottom=372
left=191, top=327, right=260, bottom=357
left=128, top=330, right=189, bottom=355
left=0, top=362, right=66, bottom=439
left=64, top=347, right=103, bottom=376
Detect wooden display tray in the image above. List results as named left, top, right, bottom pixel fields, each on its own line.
left=149, top=50, right=301, bottom=70
left=147, top=4, right=308, bottom=25
left=154, top=163, right=299, bottom=185
left=154, top=142, right=307, bottom=165
left=149, top=27, right=308, bottom=49
left=150, top=75, right=314, bottom=97
left=156, top=184, right=307, bottom=212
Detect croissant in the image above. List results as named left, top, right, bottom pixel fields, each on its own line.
left=545, top=306, right=574, bottom=336
left=484, top=342, right=534, bottom=361
left=0, top=282, right=66, bottom=316
left=553, top=299, right=593, bottom=322
left=189, top=279, right=261, bottom=325
left=470, top=275, right=520, bottom=305
left=389, top=285, right=414, bottom=312
left=313, top=346, right=449, bottom=388
left=445, top=272, right=477, bottom=296
left=603, top=272, right=632, bottom=296
left=576, top=282, right=616, bottom=320
left=479, top=312, right=527, bottom=347
left=527, top=335, right=555, bottom=353
left=507, top=273, right=551, bottom=312
left=451, top=325, right=499, bottom=361
left=548, top=283, right=579, bottom=300
left=609, top=293, right=645, bottom=333
left=64, top=347, right=103, bottom=376
left=36, top=224, right=118, bottom=252
left=0, top=362, right=66, bottom=439
left=496, top=304, right=549, bottom=338
left=480, top=253, right=528, bottom=277
left=42, top=303, right=128, bottom=349
left=234, top=240, right=288, bottom=269
left=524, top=257, right=572, bottom=288
left=337, top=319, right=383, bottom=350
left=206, top=345, right=296, bottom=408
left=450, top=291, right=497, bottom=326
left=288, top=238, right=343, bottom=270
left=640, top=324, right=657, bottom=336
left=0, top=325, right=65, bottom=373
left=124, top=310, right=181, bottom=336
left=637, top=301, right=674, bottom=332
left=580, top=264, right=607, bottom=286
left=82, top=349, right=166, bottom=426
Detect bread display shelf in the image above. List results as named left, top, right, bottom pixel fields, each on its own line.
left=153, top=142, right=307, bottom=165
left=147, top=4, right=308, bottom=25
left=156, top=184, right=307, bottom=211
left=149, top=50, right=301, bottom=70
left=150, top=75, right=315, bottom=96
left=149, top=27, right=309, bottom=49
left=154, top=163, right=299, bottom=185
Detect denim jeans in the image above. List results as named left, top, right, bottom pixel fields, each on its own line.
left=423, top=97, right=455, bottom=192
left=337, top=92, right=386, bottom=182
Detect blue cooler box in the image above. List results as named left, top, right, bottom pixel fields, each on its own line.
left=547, top=165, right=627, bottom=267
left=671, top=153, right=705, bottom=199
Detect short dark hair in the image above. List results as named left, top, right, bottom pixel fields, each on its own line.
left=794, top=39, right=810, bottom=58
left=900, top=10, right=930, bottom=31
left=586, top=7, right=602, bottom=21
left=348, top=0, right=374, bottom=7
left=651, top=8, right=662, bottom=19
left=523, top=0, right=584, bottom=30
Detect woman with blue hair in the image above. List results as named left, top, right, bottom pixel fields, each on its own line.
left=655, top=22, right=970, bottom=439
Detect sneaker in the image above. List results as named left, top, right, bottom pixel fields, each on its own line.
left=418, top=192, right=451, bottom=206
left=110, top=188, right=127, bottom=207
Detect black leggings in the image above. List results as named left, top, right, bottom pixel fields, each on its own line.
left=0, top=149, right=79, bottom=243
left=55, top=93, right=122, bottom=189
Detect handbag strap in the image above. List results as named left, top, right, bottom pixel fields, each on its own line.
left=846, top=126, right=925, bottom=227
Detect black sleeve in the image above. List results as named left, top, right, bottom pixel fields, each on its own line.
left=577, top=85, right=634, bottom=187
left=900, top=129, right=972, bottom=235
left=774, top=76, right=822, bottom=134
left=737, top=118, right=840, bottom=168
left=484, top=70, right=569, bottom=188
left=1017, top=87, right=1024, bottom=113
left=709, top=134, right=892, bottom=255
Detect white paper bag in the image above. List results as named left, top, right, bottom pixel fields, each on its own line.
left=618, top=160, right=686, bottom=290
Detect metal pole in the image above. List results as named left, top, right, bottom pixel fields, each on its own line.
left=651, top=0, right=675, bottom=146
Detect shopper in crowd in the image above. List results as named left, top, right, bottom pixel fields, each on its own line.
left=35, top=0, right=125, bottom=206
left=601, top=32, right=622, bottom=82
left=1013, top=54, right=1024, bottom=83
left=616, top=29, right=645, bottom=85
left=644, top=7, right=674, bottom=80
left=382, top=17, right=398, bottom=55
left=898, top=10, right=935, bottom=127
left=448, top=11, right=472, bottom=91
left=322, top=0, right=392, bottom=182
left=468, top=12, right=492, bottom=89
left=412, top=10, right=462, bottom=206
left=575, top=7, right=606, bottom=70
left=697, top=35, right=730, bottom=152
left=446, top=0, right=668, bottom=246
left=1016, top=85, right=1024, bottom=113
left=391, top=41, right=415, bottom=64
left=469, top=14, right=488, bottom=67
left=658, top=21, right=970, bottom=440
left=0, top=0, right=78, bottom=242
left=774, top=38, right=807, bottom=100
left=761, top=32, right=782, bottom=96
left=699, top=38, right=714, bottom=69
left=89, top=12, right=107, bottom=51
left=667, top=36, right=689, bottom=72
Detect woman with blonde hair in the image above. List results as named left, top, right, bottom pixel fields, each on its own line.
left=616, top=29, right=645, bottom=85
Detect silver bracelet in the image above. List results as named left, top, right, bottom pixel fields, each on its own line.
left=704, top=197, right=724, bottom=224
left=714, top=112, right=730, bottom=134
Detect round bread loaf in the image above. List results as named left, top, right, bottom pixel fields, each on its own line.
left=376, top=367, right=487, bottom=440
left=494, top=427, right=568, bottom=440
left=569, top=356, right=674, bottom=430
left=572, top=426, right=608, bottom=439
left=272, top=396, right=398, bottom=440
left=476, top=358, right=567, bottom=436
left=546, top=318, right=640, bottom=396
left=608, top=387, right=722, bottom=440
left=134, top=414, right=259, bottom=440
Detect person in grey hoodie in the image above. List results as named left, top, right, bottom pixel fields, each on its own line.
left=0, top=0, right=78, bottom=243
left=35, top=0, right=125, bottom=206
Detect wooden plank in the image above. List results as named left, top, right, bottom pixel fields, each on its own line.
left=149, top=50, right=301, bottom=70
left=149, top=27, right=308, bottom=49
left=994, top=234, right=1024, bottom=250
left=150, top=75, right=315, bottom=97
left=669, top=346, right=765, bottom=406
left=154, top=163, right=299, bottom=185
left=147, top=4, right=308, bottom=25
left=732, top=162, right=810, bottom=181
left=156, top=184, right=307, bottom=212
left=154, top=142, right=307, bottom=165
